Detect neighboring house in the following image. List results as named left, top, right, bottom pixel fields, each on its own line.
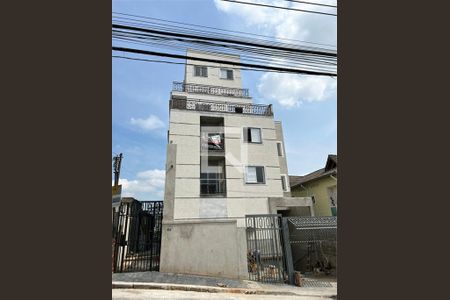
left=160, top=50, right=313, bottom=279
left=290, top=155, right=337, bottom=216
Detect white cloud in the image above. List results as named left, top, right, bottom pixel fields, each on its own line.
left=115, top=169, right=165, bottom=199
left=214, top=0, right=336, bottom=45
left=214, top=0, right=337, bottom=107
left=130, top=115, right=164, bottom=131
left=258, top=73, right=336, bottom=107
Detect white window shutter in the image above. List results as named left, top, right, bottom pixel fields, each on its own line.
left=250, top=128, right=261, bottom=143
left=246, top=167, right=257, bottom=183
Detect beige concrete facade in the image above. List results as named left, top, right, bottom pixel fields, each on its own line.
left=160, top=50, right=312, bottom=279
left=185, top=50, right=243, bottom=89
left=168, top=109, right=284, bottom=223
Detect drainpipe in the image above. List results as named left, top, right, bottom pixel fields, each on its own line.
left=330, top=174, right=337, bottom=181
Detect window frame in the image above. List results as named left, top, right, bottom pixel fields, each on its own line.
left=245, top=166, right=266, bottom=184
left=276, top=141, right=284, bottom=157
left=220, top=68, right=234, bottom=80
left=280, top=174, right=289, bottom=192
left=194, top=65, right=208, bottom=77
left=243, top=127, right=262, bottom=144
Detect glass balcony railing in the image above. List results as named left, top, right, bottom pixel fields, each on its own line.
left=200, top=179, right=226, bottom=197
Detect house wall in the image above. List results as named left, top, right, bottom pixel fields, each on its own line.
left=161, top=50, right=292, bottom=279
left=185, top=50, right=243, bottom=89
left=291, top=176, right=337, bottom=216
left=274, top=121, right=290, bottom=196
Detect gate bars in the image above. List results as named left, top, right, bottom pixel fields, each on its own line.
left=246, top=214, right=287, bottom=283
left=112, top=200, right=163, bottom=273
left=245, top=215, right=337, bottom=285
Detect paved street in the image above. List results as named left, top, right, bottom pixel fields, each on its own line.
left=112, top=289, right=335, bottom=299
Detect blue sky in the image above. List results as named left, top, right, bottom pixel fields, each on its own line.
left=112, top=0, right=337, bottom=200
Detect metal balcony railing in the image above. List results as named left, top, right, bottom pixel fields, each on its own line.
left=170, top=98, right=273, bottom=116
left=173, top=81, right=250, bottom=98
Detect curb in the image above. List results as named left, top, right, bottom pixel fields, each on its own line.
left=112, top=281, right=337, bottom=297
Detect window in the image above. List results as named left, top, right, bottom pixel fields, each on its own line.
left=277, top=142, right=283, bottom=156
left=245, top=166, right=265, bottom=184
left=281, top=175, right=288, bottom=192
left=194, top=66, right=208, bottom=77
left=327, top=185, right=337, bottom=216
left=200, top=157, right=226, bottom=196
left=220, top=68, right=233, bottom=80
left=243, top=127, right=262, bottom=143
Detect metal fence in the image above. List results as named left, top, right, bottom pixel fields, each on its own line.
left=170, top=98, right=273, bottom=116
left=245, top=215, right=287, bottom=284
left=245, top=215, right=337, bottom=286
left=285, top=216, right=337, bottom=280
left=173, top=81, right=250, bottom=98
left=112, top=200, right=164, bottom=273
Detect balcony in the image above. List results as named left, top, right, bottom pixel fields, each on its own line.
left=200, top=179, right=226, bottom=197
left=170, top=98, right=273, bottom=116
left=173, top=81, right=250, bottom=98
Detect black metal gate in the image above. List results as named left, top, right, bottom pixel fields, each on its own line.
left=245, top=214, right=287, bottom=283
left=112, top=200, right=163, bottom=273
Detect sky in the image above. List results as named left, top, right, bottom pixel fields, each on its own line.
left=112, top=0, right=337, bottom=200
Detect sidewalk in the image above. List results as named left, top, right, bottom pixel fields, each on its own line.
left=112, top=271, right=337, bottom=298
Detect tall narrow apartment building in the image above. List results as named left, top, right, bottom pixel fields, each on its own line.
left=160, top=50, right=313, bottom=279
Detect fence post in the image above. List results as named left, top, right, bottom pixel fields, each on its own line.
left=282, top=218, right=295, bottom=285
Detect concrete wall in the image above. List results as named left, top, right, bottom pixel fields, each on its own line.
left=274, top=121, right=290, bottom=197
left=268, top=197, right=314, bottom=216
left=291, top=176, right=337, bottom=216
left=172, top=197, right=269, bottom=227
left=160, top=219, right=248, bottom=279
left=185, top=50, right=243, bottom=89
left=168, top=109, right=284, bottom=223
left=163, top=144, right=177, bottom=221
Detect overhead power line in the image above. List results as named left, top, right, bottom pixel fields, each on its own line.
left=112, top=12, right=337, bottom=76
left=112, top=46, right=337, bottom=76
left=112, top=33, right=336, bottom=72
left=221, top=0, right=337, bottom=16
left=113, top=56, right=286, bottom=73
left=112, top=55, right=333, bottom=74
left=113, top=12, right=336, bottom=48
left=112, top=28, right=336, bottom=70
left=282, top=0, right=337, bottom=9
left=113, top=24, right=336, bottom=57
left=112, top=19, right=337, bottom=64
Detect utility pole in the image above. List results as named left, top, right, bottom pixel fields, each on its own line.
left=113, top=153, right=123, bottom=186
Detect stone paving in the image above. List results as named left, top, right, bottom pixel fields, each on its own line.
left=112, top=271, right=337, bottom=298
left=113, top=288, right=336, bottom=299
left=112, top=271, right=251, bottom=289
